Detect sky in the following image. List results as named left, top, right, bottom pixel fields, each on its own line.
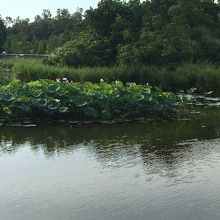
left=1, top=0, right=100, bottom=20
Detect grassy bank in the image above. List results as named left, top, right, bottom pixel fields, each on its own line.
left=1, top=58, right=220, bottom=94
left=0, top=80, right=183, bottom=122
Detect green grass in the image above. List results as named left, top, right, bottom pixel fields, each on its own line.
left=1, top=58, right=220, bottom=95
left=0, top=59, right=16, bottom=85
left=0, top=58, right=17, bottom=69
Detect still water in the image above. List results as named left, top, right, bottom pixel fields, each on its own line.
left=0, top=110, right=220, bottom=220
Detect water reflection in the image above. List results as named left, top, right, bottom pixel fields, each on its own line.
left=1, top=116, right=220, bottom=172
left=1, top=110, right=220, bottom=220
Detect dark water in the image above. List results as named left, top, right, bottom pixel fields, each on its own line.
left=0, top=109, right=220, bottom=220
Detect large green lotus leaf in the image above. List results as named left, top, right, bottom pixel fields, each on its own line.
left=133, top=94, right=144, bottom=101
left=48, top=102, right=60, bottom=111
left=47, top=84, right=60, bottom=93
left=57, top=89, right=67, bottom=97
left=68, top=92, right=79, bottom=99
left=84, top=107, right=99, bottom=119
left=31, top=91, right=43, bottom=98
left=71, top=96, right=90, bottom=107
left=3, top=107, right=12, bottom=115
left=144, top=87, right=151, bottom=95
left=36, top=98, right=48, bottom=107
left=128, top=84, right=141, bottom=92
left=114, top=81, right=124, bottom=88
left=59, top=107, right=69, bottom=113
left=17, top=88, right=27, bottom=96
left=0, top=92, right=16, bottom=102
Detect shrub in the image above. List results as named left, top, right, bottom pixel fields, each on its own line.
left=46, top=31, right=112, bottom=67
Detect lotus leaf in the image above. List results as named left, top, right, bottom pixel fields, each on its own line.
left=3, top=107, right=12, bottom=115
left=31, top=91, right=43, bottom=98
left=48, top=84, right=60, bottom=93
left=0, top=80, right=185, bottom=121
left=59, top=107, right=69, bottom=113
left=0, top=92, right=16, bottom=102
left=71, top=96, right=90, bottom=107
left=36, top=98, right=48, bottom=108
left=84, top=107, right=99, bottom=119
left=48, top=102, right=60, bottom=111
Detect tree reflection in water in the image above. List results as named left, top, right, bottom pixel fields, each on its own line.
left=0, top=112, right=220, bottom=178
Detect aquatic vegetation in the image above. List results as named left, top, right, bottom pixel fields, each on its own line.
left=0, top=67, right=15, bottom=85
left=1, top=59, right=220, bottom=95
left=0, top=80, right=184, bottom=122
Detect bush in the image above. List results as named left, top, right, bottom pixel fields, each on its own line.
left=46, top=31, right=112, bottom=67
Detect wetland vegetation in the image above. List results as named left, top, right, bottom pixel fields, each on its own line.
left=0, top=79, right=184, bottom=123
left=1, top=1, right=220, bottom=220
left=1, top=58, right=220, bottom=95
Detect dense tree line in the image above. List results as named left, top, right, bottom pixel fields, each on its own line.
left=2, top=8, right=83, bottom=53
left=2, top=0, right=220, bottom=66
left=0, top=18, right=7, bottom=51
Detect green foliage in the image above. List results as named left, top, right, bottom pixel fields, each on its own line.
left=4, top=0, right=220, bottom=66
left=0, top=59, right=15, bottom=85
left=0, top=19, right=7, bottom=51
left=0, top=80, right=184, bottom=121
left=47, top=0, right=220, bottom=66
left=2, top=58, right=220, bottom=95
left=47, top=31, right=112, bottom=67
left=4, top=9, right=83, bottom=53
left=0, top=70, right=14, bottom=85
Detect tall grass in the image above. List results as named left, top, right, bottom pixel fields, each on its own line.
left=0, top=59, right=16, bottom=84
left=1, top=58, right=220, bottom=94
left=0, top=58, right=18, bottom=68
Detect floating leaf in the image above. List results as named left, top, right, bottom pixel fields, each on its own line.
left=37, top=98, right=48, bottom=108
left=59, top=107, right=69, bottom=113
left=48, top=102, right=60, bottom=111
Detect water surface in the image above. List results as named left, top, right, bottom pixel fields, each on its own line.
left=0, top=110, right=220, bottom=220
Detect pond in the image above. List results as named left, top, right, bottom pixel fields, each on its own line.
left=0, top=108, right=220, bottom=220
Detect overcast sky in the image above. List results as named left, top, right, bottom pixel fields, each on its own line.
left=1, top=0, right=100, bottom=20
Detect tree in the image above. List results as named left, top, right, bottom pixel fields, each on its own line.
left=47, top=31, right=112, bottom=67
left=0, top=18, right=7, bottom=51
left=4, top=0, right=220, bottom=65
